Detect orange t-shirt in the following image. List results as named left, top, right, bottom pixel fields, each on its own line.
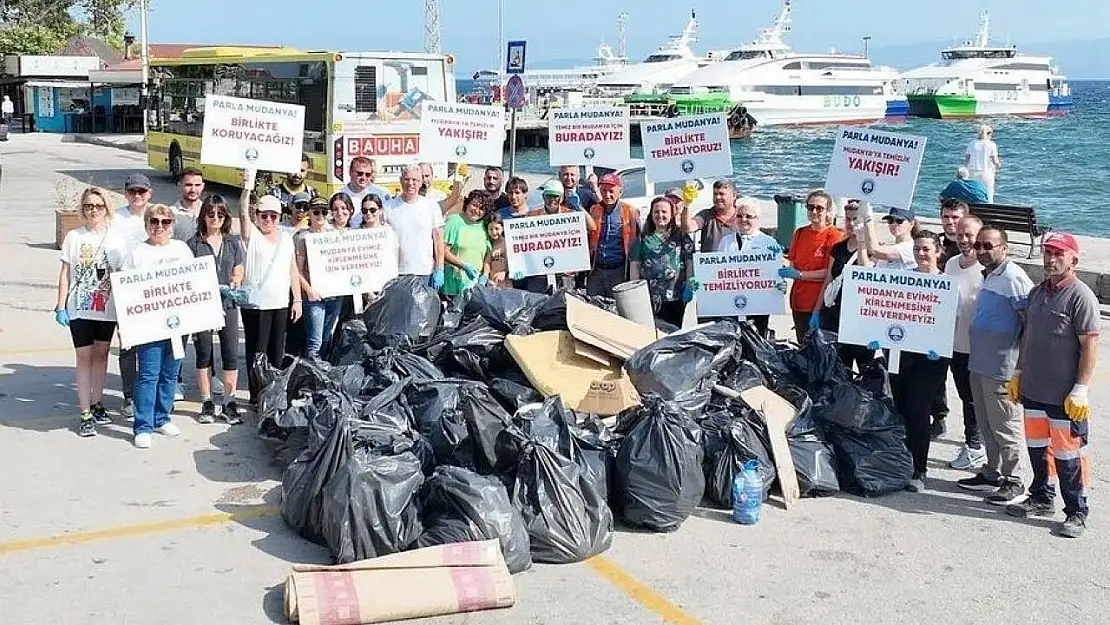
left=787, top=225, right=845, bottom=312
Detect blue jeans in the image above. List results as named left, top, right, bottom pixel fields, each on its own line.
left=133, top=339, right=183, bottom=435
left=304, top=297, right=342, bottom=360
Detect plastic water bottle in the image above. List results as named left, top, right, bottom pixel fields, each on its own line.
left=732, top=459, right=763, bottom=525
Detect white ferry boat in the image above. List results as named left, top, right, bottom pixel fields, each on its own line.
left=900, top=11, right=1072, bottom=118
left=596, top=10, right=718, bottom=97
left=638, top=0, right=907, bottom=126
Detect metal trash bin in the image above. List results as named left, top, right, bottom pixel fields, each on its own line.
left=773, top=193, right=807, bottom=249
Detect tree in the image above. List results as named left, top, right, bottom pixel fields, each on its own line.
left=0, top=0, right=139, bottom=56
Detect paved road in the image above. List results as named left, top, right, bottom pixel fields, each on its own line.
left=2, top=134, right=1110, bottom=624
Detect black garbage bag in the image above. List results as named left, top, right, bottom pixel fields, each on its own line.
left=774, top=385, right=840, bottom=497
left=738, top=321, right=797, bottom=390
left=625, top=320, right=738, bottom=418
left=251, top=353, right=295, bottom=434
left=717, top=360, right=768, bottom=395
left=362, top=347, right=444, bottom=396
left=512, top=397, right=617, bottom=502
left=319, top=444, right=425, bottom=563
left=362, top=275, right=442, bottom=348
left=464, top=284, right=548, bottom=332
left=815, top=373, right=913, bottom=497
left=406, top=380, right=517, bottom=474
left=416, top=466, right=533, bottom=574
left=532, top=289, right=619, bottom=331
left=488, top=376, right=543, bottom=413
left=509, top=438, right=613, bottom=563
left=424, top=317, right=506, bottom=381
left=785, top=329, right=845, bottom=390
left=361, top=378, right=435, bottom=475
left=328, top=364, right=367, bottom=398
left=613, top=395, right=705, bottom=532
left=701, top=406, right=776, bottom=507
left=328, top=318, right=370, bottom=366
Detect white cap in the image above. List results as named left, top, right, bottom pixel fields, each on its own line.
left=256, top=195, right=282, bottom=214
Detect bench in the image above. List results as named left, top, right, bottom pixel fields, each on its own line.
left=968, top=203, right=1051, bottom=258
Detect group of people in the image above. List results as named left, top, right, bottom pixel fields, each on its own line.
left=53, top=150, right=1097, bottom=538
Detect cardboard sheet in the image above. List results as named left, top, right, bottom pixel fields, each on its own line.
left=564, top=296, right=661, bottom=360
left=505, top=330, right=640, bottom=415
left=714, top=384, right=802, bottom=509
left=284, top=540, right=515, bottom=625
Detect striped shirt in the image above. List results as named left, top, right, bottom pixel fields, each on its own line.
left=968, top=259, right=1034, bottom=380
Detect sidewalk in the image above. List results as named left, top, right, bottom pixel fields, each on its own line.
left=63, top=132, right=146, bottom=153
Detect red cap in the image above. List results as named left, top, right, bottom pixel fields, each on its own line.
left=1043, top=232, right=1080, bottom=256
left=598, top=173, right=622, bottom=188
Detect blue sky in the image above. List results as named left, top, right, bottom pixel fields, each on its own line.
left=129, top=0, right=1108, bottom=72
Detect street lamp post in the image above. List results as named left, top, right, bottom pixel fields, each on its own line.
left=862, top=35, right=872, bottom=58
left=497, top=0, right=504, bottom=102
left=139, top=0, right=149, bottom=134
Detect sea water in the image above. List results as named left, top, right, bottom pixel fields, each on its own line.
left=492, top=80, right=1110, bottom=236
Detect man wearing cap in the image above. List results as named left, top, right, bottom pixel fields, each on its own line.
left=957, top=225, right=1035, bottom=506
left=1005, top=233, right=1099, bottom=538
left=343, top=156, right=391, bottom=228
left=282, top=191, right=313, bottom=233
left=269, top=153, right=318, bottom=220
left=586, top=173, right=641, bottom=297
left=115, top=172, right=154, bottom=417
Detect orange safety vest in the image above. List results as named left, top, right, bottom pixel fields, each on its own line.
left=587, top=201, right=640, bottom=263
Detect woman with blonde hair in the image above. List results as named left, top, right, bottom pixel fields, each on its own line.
left=123, top=203, right=195, bottom=449
left=54, top=186, right=127, bottom=437
left=965, top=124, right=1001, bottom=202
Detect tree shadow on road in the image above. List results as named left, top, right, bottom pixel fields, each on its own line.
left=0, top=362, right=132, bottom=443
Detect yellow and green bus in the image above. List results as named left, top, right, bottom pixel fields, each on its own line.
left=146, top=46, right=457, bottom=195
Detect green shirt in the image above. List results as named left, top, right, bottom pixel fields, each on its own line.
left=442, top=213, right=491, bottom=295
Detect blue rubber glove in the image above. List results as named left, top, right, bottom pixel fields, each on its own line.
left=682, top=284, right=696, bottom=303
left=54, top=308, right=70, bottom=327
left=566, top=192, right=582, bottom=211
left=775, top=280, right=789, bottom=294
left=687, top=278, right=702, bottom=293
left=478, top=274, right=489, bottom=286
left=778, top=266, right=802, bottom=280
left=867, top=340, right=881, bottom=351
left=926, top=349, right=940, bottom=361
left=808, top=310, right=820, bottom=331
left=463, top=264, right=479, bottom=280
left=510, top=271, right=524, bottom=281
left=430, top=268, right=445, bottom=290
left=767, top=242, right=785, bottom=254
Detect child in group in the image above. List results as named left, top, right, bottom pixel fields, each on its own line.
left=483, top=212, right=509, bottom=287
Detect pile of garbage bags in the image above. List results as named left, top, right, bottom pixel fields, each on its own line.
left=258, top=277, right=914, bottom=568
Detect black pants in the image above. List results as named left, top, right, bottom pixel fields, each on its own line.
left=242, top=307, right=288, bottom=402
left=791, top=310, right=812, bottom=344
left=194, top=307, right=241, bottom=371
left=930, top=362, right=950, bottom=422
left=837, top=343, right=875, bottom=372
left=120, top=345, right=136, bottom=401
left=657, top=300, right=685, bottom=327
left=586, top=265, right=627, bottom=298
left=890, top=352, right=951, bottom=477
left=949, top=351, right=982, bottom=448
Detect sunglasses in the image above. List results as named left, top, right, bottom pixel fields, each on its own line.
left=257, top=212, right=280, bottom=221
left=126, top=188, right=149, bottom=194
left=294, top=204, right=310, bottom=211
left=362, top=206, right=380, bottom=214
left=737, top=213, right=758, bottom=220
left=83, top=202, right=107, bottom=210
left=805, top=203, right=827, bottom=211
left=203, top=211, right=226, bottom=220
left=973, top=242, right=999, bottom=251
left=311, top=209, right=328, bottom=216
left=352, top=170, right=373, bottom=178
left=148, top=217, right=173, bottom=227
left=886, top=218, right=907, bottom=225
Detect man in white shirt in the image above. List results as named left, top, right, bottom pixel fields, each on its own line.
left=172, top=166, right=205, bottom=241
left=944, top=215, right=986, bottom=470
left=385, top=165, right=445, bottom=290
left=343, top=156, right=392, bottom=228
left=115, top=172, right=154, bottom=417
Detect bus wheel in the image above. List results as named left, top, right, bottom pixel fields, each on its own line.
left=168, top=143, right=184, bottom=180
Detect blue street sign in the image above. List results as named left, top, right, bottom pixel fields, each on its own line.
left=506, top=74, right=526, bottom=110
left=506, top=40, right=526, bottom=75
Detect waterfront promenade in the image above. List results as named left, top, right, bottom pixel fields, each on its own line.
left=4, top=133, right=1110, bottom=624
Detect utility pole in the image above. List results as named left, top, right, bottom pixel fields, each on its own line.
left=424, top=0, right=441, bottom=54
left=140, top=0, right=149, bottom=134
left=862, top=35, right=871, bottom=58
left=497, top=0, right=504, bottom=101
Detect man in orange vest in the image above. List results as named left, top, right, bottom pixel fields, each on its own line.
left=586, top=173, right=641, bottom=297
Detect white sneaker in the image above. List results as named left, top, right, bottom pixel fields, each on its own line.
left=121, top=401, right=134, bottom=419
left=950, top=444, right=987, bottom=470
left=212, top=377, right=225, bottom=396
left=174, top=383, right=185, bottom=401
left=134, top=432, right=152, bottom=448
left=155, top=422, right=181, bottom=437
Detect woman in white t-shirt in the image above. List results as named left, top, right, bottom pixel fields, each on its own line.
left=123, top=204, right=195, bottom=449
left=964, top=124, right=1001, bottom=202
left=863, top=205, right=917, bottom=271
left=240, top=170, right=302, bottom=405
left=54, top=187, right=127, bottom=438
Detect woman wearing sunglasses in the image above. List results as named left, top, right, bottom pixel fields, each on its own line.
left=359, top=193, right=386, bottom=229
left=295, top=196, right=341, bottom=359
left=54, top=187, right=127, bottom=437
left=240, top=169, right=302, bottom=406
left=863, top=205, right=918, bottom=271
left=779, top=190, right=845, bottom=343
left=185, top=195, right=245, bottom=424
left=122, top=204, right=195, bottom=449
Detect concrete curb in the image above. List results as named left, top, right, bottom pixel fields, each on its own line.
left=63, top=134, right=146, bottom=154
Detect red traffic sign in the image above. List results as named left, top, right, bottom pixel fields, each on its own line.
left=506, top=75, right=526, bottom=110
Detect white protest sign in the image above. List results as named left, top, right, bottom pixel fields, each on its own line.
left=693, top=250, right=785, bottom=317
left=641, top=112, right=733, bottom=182
left=200, top=95, right=306, bottom=174
left=419, top=101, right=505, bottom=166
left=824, top=126, right=927, bottom=209
left=548, top=106, right=631, bottom=166
left=504, top=212, right=590, bottom=278
left=838, top=266, right=958, bottom=357
left=110, top=256, right=224, bottom=350
left=304, top=228, right=399, bottom=298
